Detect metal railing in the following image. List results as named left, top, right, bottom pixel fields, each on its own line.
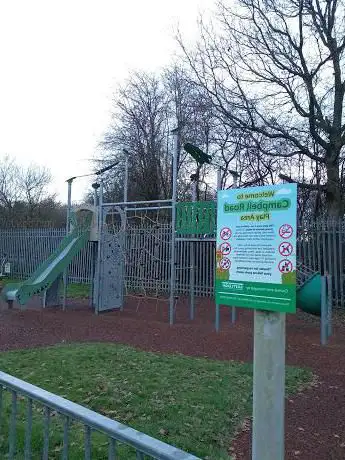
left=0, top=371, right=199, bottom=459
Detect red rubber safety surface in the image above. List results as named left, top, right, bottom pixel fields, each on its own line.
left=0, top=295, right=344, bottom=460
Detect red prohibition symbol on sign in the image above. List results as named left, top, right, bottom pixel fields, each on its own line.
left=279, top=242, right=293, bottom=257
left=278, top=259, right=293, bottom=273
left=279, top=224, right=293, bottom=239
left=220, top=227, right=232, bottom=240
left=220, top=242, right=232, bottom=255
left=220, top=257, right=231, bottom=270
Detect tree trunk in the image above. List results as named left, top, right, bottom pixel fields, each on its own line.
left=325, top=156, right=343, bottom=217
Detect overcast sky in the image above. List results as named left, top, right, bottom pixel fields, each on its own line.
left=0, top=0, right=213, bottom=202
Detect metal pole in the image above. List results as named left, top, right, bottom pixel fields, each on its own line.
left=122, top=154, right=129, bottom=312
left=176, top=237, right=215, bottom=242
left=252, top=310, right=285, bottom=460
left=124, top=155, right=129, bottom=204
left=90, top=183, right=100, bottom=308
left=93, top=186, right=98, bottom=208
left=115, top=206, right=172, bottom=212
left=90, top=241, right=96, bottom=309
left=327, top=274, right=333, bottom=338
left=169, top=128, right=179, bottom=325
left=189, top=181, right=197, bottom=320
left=215, top=169, right=221, bottom=332
left=62, top=179, right=73, bottom=310
left=230, top=171, right=239, bottom=325
left=321, top=275, right=328, bottom=345
left=95, top=180, right=104, bottom=315
left=124, top=153, right=129, bottom=227
left=102, top=199, right=173, bottom=207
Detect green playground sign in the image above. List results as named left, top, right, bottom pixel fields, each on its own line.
left=216, top=184, right=297, bottom=313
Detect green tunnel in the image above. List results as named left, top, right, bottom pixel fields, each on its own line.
left=297, top=273, right=322, bottom=316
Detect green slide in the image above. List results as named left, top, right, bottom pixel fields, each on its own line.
left=2, top=226, right=90, bottom=306
left=297, top=272, right=322, bottom=316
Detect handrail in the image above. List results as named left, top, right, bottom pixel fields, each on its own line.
left=102, top=199, right=173, bottom=207
left=0, top=371, right=200, bottom=460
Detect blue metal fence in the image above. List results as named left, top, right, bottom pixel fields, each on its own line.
left=0, top=371, right=199, bottom=459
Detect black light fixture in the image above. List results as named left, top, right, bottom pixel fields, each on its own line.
left=183, top=143, right=212, bottom=165
left=66, top=161, right=119, bottom=183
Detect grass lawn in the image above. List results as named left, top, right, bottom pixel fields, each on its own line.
left=0, top=278, right=90, bottom=299
left=66, top=282, right=90, bottom=299
left=0, top=343, right=312, bottom=459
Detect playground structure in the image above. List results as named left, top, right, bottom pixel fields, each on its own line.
left=1, top=131, right=333, bottom=341
left=1, top=133, right=180, bottom=321
left=2, top=207, right=97, bottom=308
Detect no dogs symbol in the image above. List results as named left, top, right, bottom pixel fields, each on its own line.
left=279, top=242, right=293, bottom=257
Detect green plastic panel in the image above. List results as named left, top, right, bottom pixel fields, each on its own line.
left=176, top=201, right=216, bottom=235
left=297, top=273, right=321, bottom=316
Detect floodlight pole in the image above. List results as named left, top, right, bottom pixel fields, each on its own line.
left=123, top=151, right=129, bottom=204
left=123, top=149, right=129, bottom=231
left=66, top=177, right=74, bottom=232
left=92, top=182, right=100, bottom=207
left=189, top=179, right=197, bottom=320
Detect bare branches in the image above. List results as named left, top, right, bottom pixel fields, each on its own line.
left=178, top=0, right=345, bottom=215
left=0, top=156, right=55, bottom=223
left=0, top=155, right=20, bottom=210
left=19, top=165, right=52, bottom=210
left=100, top=72, right=175, bottom=201
left=279, top=173, right=327, bottom=191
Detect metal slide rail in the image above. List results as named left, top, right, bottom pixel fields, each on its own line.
left=0, top=372, right=199, bottom=460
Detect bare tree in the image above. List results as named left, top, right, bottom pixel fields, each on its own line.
left=0, top=155, right=21, bottom=212
left=164, top=65, right=216, bottom=199
left=101, top=67, right=215, bottom=202
left=165, top=65, right=289, bottom=197
left=0, top=155, right=54, bottom=223
left=101, top=64, right=290, bottom=203
left=19, top=164, right=52, bottom=217
left=178, top=0, right=345, bottom=215
left=101, top=72, right=171, bottom=201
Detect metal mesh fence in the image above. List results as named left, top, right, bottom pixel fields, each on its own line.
left=1, top=219, right=344, bottom=306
